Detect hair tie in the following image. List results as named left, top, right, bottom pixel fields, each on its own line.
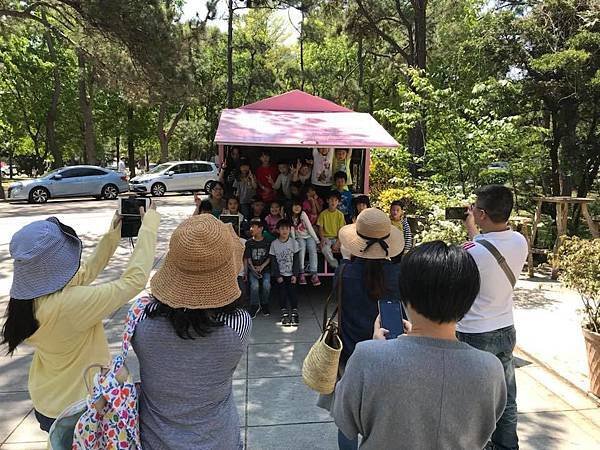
left=357, top=232, right=390, bottom=256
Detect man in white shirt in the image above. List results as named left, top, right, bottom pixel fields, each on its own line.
left=458, top=185, right=528, bottom=450
left=118, top=158, right=127, bottom=174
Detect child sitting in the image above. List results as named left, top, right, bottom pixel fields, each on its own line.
left=232, top=159, right=257, bottom=219
left=352, top=195, right=370, bottom=223
left=317, top=191, right=346, bottom=269
left=265, top=200, right=285, bottom=238
left=303, top=184, right=323, bottom=225
left=291, top=159, right=312, bottom=188
left=333, top=171, right=354, bottom=223
left=332, top=148, right=352, bottom=186
left=244, top=219, right=272, bottom=317
left=273, top=160, right=292, bottom=201
left=222, top=196, right=249, bottom=238
left=390, top=200, right=414, bottom=255
left=270, top=219, right=300, bottom=327
left=311, top=147, right=334, bottom=199
left=256, top=150, right=279, bottom=203
left=290, top=199, right=321, bottom=286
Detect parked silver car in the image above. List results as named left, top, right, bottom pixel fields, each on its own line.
left=129, top=161, right=219, bottom=196
left=7, top=165, right=129, bottom=204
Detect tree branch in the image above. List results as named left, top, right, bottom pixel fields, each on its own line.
left=166, top=104, right=188, bottom=140
left=355, top=0, right=409, bottom=61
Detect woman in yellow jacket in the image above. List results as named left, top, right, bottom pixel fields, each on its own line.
left=1, top=204, right=160, bottom=432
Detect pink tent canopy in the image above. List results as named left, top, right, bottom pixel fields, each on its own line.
left=214, top=90, right=399, bottom=148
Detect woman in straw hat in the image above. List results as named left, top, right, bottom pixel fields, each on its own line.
left=131, top=214, right=251, bottom=450
left=1, top=204, right=160, bottom=432
left=318, top=207, right=405, bottom=450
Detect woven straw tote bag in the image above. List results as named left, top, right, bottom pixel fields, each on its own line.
left=302, top=265, right=345, bottom=394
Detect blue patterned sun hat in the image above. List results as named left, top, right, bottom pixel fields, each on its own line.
left=9, top=217, right=82, bottom=300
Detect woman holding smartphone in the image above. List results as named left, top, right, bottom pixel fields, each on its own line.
left=318, top=208, right=404, bottom=450
left=1, top=203, right=160, bottom=432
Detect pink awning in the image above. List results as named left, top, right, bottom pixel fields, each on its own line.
left=240, top=89, right=352, bottom=112
left=215, top=109, right=399, bottom=148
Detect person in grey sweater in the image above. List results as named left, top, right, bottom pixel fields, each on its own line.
left=332, top=241, right=507, bottom=450
left=132, top=215, right=251, bottom=450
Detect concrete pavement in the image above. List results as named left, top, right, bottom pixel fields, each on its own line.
left=1, top=196, right=600, bottom=449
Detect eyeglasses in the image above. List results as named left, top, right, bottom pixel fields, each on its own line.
left=471, top=203, right=486, bottom=214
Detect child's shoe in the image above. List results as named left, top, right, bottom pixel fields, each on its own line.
left=311, top=274, right=321, bottom=287
left=290, top=309, right=299, bottom=326
left=299, top=273, right=307, bottom=285
left=248, top=304, right=260, bottom=319
left=281, top=310, right=291, bottom=326
left=261, top=304, right=270, bottom=316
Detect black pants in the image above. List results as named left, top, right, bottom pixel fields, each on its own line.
left=35, top=409, right=55, bottom=432
left=276, top=276, right=298, bottom=311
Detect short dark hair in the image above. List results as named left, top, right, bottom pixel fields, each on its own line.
left=227, top=196, right=240, bottom=204
left=475, top=185, right=513, bottom=223
left=327, top=190, right=341, bottom=201
left=250, top=218, right=264, bottom=228
left=239, top=158, right=250, bottom=167
left=260, top=150, right=270, bottom=157
left=354, top=195, right=370, bottom=207
left=390, top=200, right=406, bottom=209
left=399, top=241, right=480, bottom=324
left=333, top=171, right=347, bottom=182
left=276, top=218, right=292, bottom=229
left=199, top=200, right=213, bottom=213
left=251, top=197, right=264, bottom=205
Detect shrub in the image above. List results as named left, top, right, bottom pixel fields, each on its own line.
left=559, top=237, right=600, bottom=332
left=419, top=206, right=468, bottom=245
left=374, top=186, right=448, bottom=216
left=478, top=168, right=510, bottom=186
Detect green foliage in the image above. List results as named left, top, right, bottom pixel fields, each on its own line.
left=478, top=168, right=510, bottom=186
left=419, top=206, right=468, bottom=245
left=559, top=237, right=600, bottom=332
left=373, top=185, right=448, bottom=216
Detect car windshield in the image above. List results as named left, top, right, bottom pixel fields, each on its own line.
left=148, top=163, right=172, bottom=174
left=42, top=168, right=62, bottom=178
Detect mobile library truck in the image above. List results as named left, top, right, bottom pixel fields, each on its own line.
left=214, top=90, right=399, bottom=274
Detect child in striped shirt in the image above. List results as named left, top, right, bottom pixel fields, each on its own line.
left=390, top=200, right=413, bottom=256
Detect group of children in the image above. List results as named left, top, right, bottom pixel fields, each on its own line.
left=194, top=148, right=413, bottom=326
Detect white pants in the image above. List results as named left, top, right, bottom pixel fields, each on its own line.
left=322, top=238, right=339, bottom=269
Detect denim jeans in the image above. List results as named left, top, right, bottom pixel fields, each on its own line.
left=322, top=238, right=339, bottom=269
left=338, top=429, right=358, bottom=450
left=249, top=271, right=271, bottom=306
left=34, top=409, right=55, bottom=432
left=297, top=237, right=318, bottom=274
left=457, top=325, right=518, bottom=450
left=275, top=276, right=298, bottom=311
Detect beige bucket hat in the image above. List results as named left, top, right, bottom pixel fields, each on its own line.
left=338, top=208, right=405, bottom=259
left=150, top=214, right=244, bottom=309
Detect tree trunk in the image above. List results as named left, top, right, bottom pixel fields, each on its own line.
left=77, top=51, right=97, bottom=165
left=44, top=26, right=62, bottom=168
left=558, top=98, right=579, bottom=196
left=408, top=0, right=427, bottom=162
left=127, top=106, right=136, bottom=177
left=300, top=7, right=305, bottom=91
left=157, top=103, right=188, bottom=163
left=115, top=134, right=120, bottom=164
left=227, top=0, right=234, bottom=108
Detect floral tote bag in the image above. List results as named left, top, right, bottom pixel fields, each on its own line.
left=72, top=296, right=151, bottom=450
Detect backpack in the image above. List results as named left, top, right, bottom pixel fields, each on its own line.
left=72, top=296, right=151, bottom=450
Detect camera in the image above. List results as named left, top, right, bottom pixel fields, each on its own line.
left=445, top=206, right=469, bottom=221
left=119, top=197, right=150, bottom=238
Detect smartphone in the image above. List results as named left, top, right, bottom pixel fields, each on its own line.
left=445, top=206, right=468, bottom=221
left=378, top=300, right=405, bottom=340
left=119, top=197, right=150, bottom=216
left=119, top=197, right=150, bottom=238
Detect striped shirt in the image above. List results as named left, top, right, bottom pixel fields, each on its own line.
left=391, top=218, right=414, bottom=253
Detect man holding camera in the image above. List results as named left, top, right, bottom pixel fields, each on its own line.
left=458, top=185, right=528, bottom=450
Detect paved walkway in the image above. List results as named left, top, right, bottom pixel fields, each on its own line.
left=1, top=202, right=600, bottom=448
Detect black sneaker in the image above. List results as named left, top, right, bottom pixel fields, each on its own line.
left=248, top=305, right=260, bottom=318
left=281, top=310, right=291, bottom=326
left=261, top=304, right=270, bottom=316
left=290, top=310, right=299, bottom=326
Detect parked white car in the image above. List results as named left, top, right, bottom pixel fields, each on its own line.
left=129, top=161, right=219, bottom=196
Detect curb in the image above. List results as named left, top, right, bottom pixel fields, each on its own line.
left=516, top=345, right=600, bottom=407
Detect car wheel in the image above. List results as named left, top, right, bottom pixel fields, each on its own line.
left=28, top=187, right=50, bottom=204
left=151, top=182, right=166, bottom=197
left=101, top=184, right=119, bottom=200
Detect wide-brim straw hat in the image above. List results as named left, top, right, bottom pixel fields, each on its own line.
left=10, top=217, right=82, bottom=300
left=150, top=214, right=244, bottom=309
left=338, top=208, right=405, bottom=259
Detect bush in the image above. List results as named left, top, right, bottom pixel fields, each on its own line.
left=559, top=237, right=600, bottom=332
left=374, top=186, right=448, bottom=216
left=419, top=206, right=468, bottom=245
left=478, top=168, right=510, bottom=186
